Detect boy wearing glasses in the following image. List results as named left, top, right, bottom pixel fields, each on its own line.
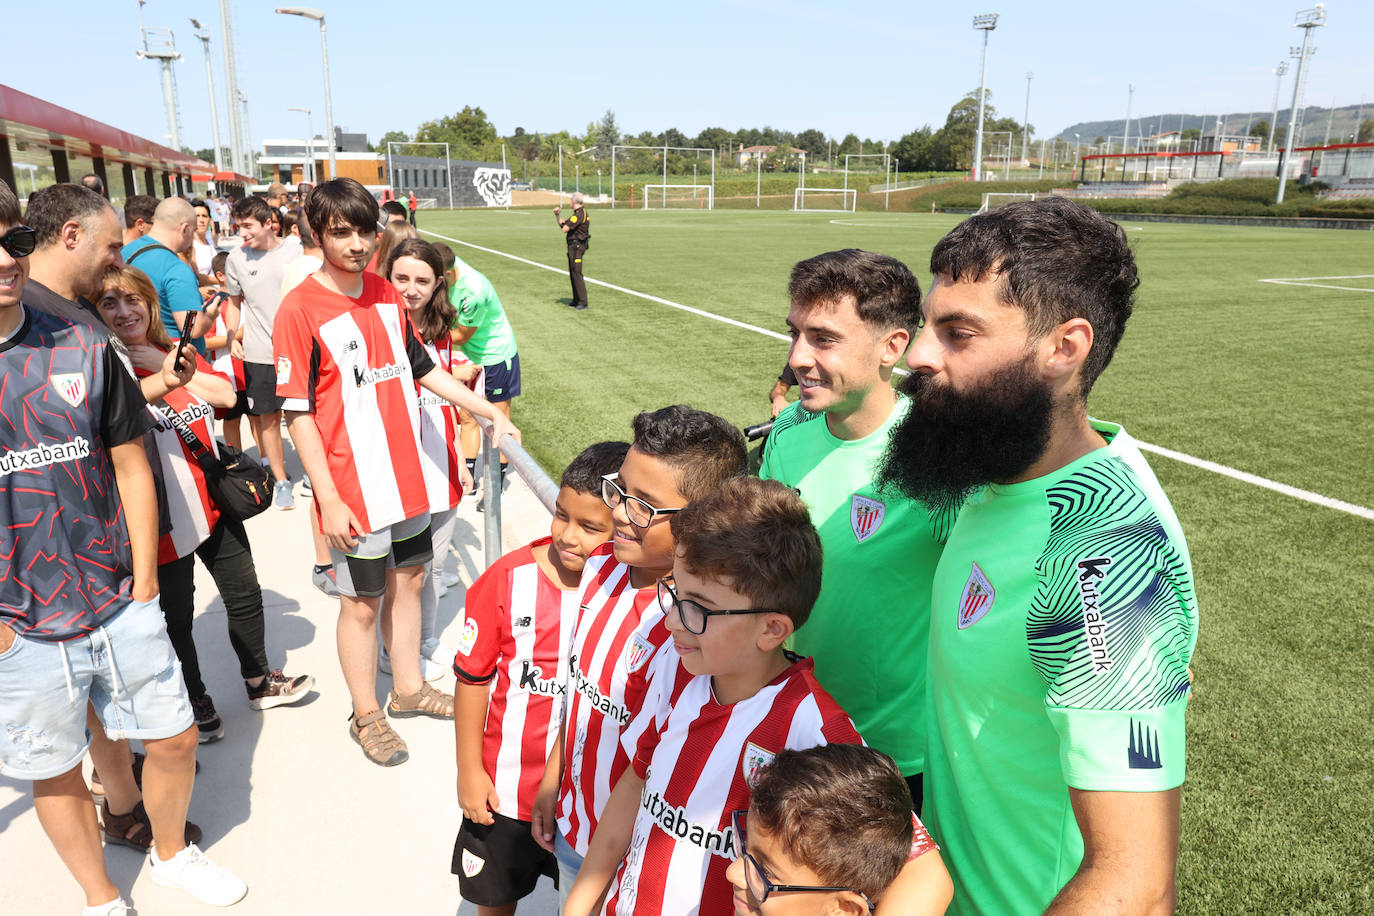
left=532, top=406, right=747, bottom=902
left=564, top=477, right=863, bottom=916
left=451, top=441, right=628, bottom=914
left=728, top=744, right=949, bottom=916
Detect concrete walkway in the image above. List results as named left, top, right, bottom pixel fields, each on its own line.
left=0, top=443, right=561, bottom=915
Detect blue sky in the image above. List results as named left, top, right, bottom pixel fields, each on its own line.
left=10, top=1, right=1372, bottom=154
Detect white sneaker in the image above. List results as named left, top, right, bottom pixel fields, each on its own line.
left=441, top=569, right=462, bottom=588
left=82, top=899, right=131, bottom=916
left=422, top=638, right=456, bottom=665
left=422, top=656, right=446, bottom=682
left=149, top=842, right=248, bottom=907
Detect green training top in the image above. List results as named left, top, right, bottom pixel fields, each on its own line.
left=449, top=259, right=518, bottom=366
left=760, top=395, right=955, bottom=775
left=925, top=419, right=1197, bottom=916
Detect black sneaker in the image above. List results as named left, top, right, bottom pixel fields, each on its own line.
left=190, top=694, right=224, bottom=744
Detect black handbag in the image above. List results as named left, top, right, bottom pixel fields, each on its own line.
left=156, top=402, right=273, bottom=522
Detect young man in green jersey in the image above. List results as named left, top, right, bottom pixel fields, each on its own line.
left=759, top=249, right=951, bottom=812
left=879, top=197, right=1198, bottom=915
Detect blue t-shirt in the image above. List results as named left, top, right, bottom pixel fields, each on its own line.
left=121, top=236, right=205, bottom=354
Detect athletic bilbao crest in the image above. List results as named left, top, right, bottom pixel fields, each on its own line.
left=958, top=562, right=995, bottom=629
left=472, top=168, right=511, bottom=207
left=461, top=850, right=485, bottom=877
left=51, top=373, right=86, bottom=407
left=743, top=742, right=776, bottom=787
left=625, top=634, right=653, bottom=673
left=850, top=495, right=885, bottom=543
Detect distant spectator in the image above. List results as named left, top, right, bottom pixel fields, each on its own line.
left=373, top=219, right=418, bottom=277
left=123, top=194, right=159, bottom=246
left=381, top=199, right=408, bottom=226
left=189, top=199, right=218, bottom=277
left=80, top=172, right=107, bottom=198
left=121, top=197, right=219, bottom=353
left=266, top=182, right=289, bottom=213
left=407, top=190, right=418, bottom=226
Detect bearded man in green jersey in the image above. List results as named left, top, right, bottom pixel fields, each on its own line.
left=760, top=249, right=954, bottom=813
left=880, top=197, right=1197, bottom=916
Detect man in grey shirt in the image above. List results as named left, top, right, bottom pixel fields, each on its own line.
left=226, top=195, right=300, bottom=510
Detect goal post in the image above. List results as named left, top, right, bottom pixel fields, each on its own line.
left=977, top=191, right=1037, bottom=213
left=843, top=153, right=891, bottom=192
left=793, top=187, right=857, bottom=212
left=642, top=184, right=714, bottom=209
left=611, top=144, right=716, bottom=209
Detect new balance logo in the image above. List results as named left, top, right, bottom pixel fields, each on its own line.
left=514, top=616, right=532, bottom=627
left=1127, top=719, right=1163, bottom=769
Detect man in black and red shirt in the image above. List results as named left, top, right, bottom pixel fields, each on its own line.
left=0, top=181, right=247, bottom=911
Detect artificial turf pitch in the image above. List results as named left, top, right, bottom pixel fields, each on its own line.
left=419, top=206, right=1372, bottom=914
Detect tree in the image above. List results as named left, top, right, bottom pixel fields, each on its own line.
left=378, top=129, right=411, bottom=150
left=891, top=127, right=933, bottom=171
left=839, top=133, right=861, bottom=156
left=1249, top=120, right=1270, bottom=140
left=694, top=127, right=735, bottom=155
left=660, top=128, right=689, bottom=149
left=1272, top=126, right=1287, bottom=148
left=794, top=129, right=827, bottom=159
left=592, top=110, right=620, bottom=160
left=1359, top=119, right=1374, bottom=142
left=415, top=106, right=498, bottom=157
left=1180, top=127, right=1201, bottom=142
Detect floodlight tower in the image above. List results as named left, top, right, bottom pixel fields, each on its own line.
left=288, top=107, right=315, bottom=183
left=276, top=8, right=336, bottom=182
left=1021, top=72, right=1033, bottom=162
left=136, top=1, right=184, bottom=151
left=1267, top=61, right=1289, bottom=154
left=189, top=19, right=224, bottom=171
left=1123, top=84, right=1135, bottom=155
left=1276, top=4, right=1324, bottom=204
left=219, top=0, right=244, bottom=175
left=971, top=13, right=999, bottom=182
left=239, top=91, right=256, bottom=179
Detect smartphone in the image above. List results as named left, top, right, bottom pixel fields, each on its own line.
left=174, top=310, right=196, bottom=369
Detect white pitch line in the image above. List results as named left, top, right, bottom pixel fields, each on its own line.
left=1258, top=275, right=1374, bottom=293
left=422, top=229, right=1372, bottom=521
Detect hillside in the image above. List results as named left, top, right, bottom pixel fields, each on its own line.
left=1056, top=103, right=1370, bottom=145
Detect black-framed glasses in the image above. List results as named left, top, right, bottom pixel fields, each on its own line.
left=0, top=226, right=37, bottom=259
left=658, top=577, right=776, bottom=635
left=601, top=473, right=682, bottom=529
left=732, top=810, right=875, bottom=912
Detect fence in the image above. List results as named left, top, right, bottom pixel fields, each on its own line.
left=475, top=415, right=557, bottom=568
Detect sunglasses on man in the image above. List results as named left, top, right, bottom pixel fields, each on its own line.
left=0, top=226, right=37, bottom=259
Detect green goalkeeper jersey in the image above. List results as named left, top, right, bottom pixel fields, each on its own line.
left=926, top=419, right=1198, bottom=915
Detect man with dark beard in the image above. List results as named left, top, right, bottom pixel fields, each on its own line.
left=879, top=197, right=1197, bottom=916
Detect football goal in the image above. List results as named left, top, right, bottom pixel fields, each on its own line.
left=643, top=184, right=714, bottom=209
left=793, top=187, right=857, bottom=212
left=977, top=192, right=1037, bottom=213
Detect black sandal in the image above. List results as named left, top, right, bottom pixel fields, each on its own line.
left=100, top=800, right=203, bottom=851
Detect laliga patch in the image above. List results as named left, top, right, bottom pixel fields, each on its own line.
left=456, top=618, right=479, bottom=656
left=743, top=742, right=776, bottom=787
left=461, top=849, right=485, bottom=877
left=958, top=562, right=995, bottom=629
left=51, top=373, right=86, bottom=407
left=275, top=355, right=292, bottom=386
left=625, top=634, right=653, bottom=673
left=850, top=495, right=886, bottom=543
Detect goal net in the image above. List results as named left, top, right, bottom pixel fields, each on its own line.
left=642, top=184, right=714, bottom=209
left=977, top=192, right=1037, bottom=213
left=793, top=187, right=857, bottom=212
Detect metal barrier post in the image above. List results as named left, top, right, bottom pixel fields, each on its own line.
left=482, top=435, right=502, bottom=569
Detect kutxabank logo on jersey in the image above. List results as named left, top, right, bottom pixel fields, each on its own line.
left=1076, top=556, right=1115, bottom=674
left=0, top=437, right=92, bottom=476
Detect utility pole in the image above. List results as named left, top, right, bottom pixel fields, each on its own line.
left=1123, top=84, right=1135, bottom=154
left=1277, top=4, right=1325, bottom=204
left=189, top=19, right=223, bottom=171
left=971, top=14, right=999, bottom=181
left=1268, top=61, right=1289, bottom=155
left=1021, top=71, right=1033, bottom=162
left=220, top=0, right=244, bottom=174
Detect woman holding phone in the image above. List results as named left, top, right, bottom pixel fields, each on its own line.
left=97, top=266, right=314, bottom=744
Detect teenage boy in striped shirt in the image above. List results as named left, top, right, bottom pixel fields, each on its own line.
left=530, top=406, right=748, bottom=903
left=565, top=478, right=864, bottom=915
left=451, top=441, right=629, bottom=915
left=274, top=178, right=519, bottom=767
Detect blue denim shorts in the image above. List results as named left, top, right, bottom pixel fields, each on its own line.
left=0, top=597, right=194, bottom=780
left=553, top=829, right=583, bottom=907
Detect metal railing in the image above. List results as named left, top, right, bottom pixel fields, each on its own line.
left=475, top=416, right=557, bottom=569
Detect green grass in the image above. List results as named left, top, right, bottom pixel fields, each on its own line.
left=418, top=207, right=1373, bottom=913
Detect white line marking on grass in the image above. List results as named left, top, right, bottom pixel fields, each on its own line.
left=421, top=229, right=1372, bottom=521
left=419, top=229, right=790, bottom=342
left=1258, top=274, right=1374, bottom=293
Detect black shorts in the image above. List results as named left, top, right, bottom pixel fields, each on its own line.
left=243, top=361, right=284, bottom=416
left=483, top=353, right=521, bottom=403
left=218, top=389, right=249, bottom=422
left=452, top=812, right=557, bottom=906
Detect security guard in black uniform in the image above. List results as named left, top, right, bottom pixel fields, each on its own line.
left=553, top=192, right=590, bottom=310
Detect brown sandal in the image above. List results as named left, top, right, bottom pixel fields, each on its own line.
left=91, top=752, right=200, bottom=806
left=101, top=800, right=203, bottom=851
left=349, top=709, right=409, bottom=766
left=387, top=682, right=453, bottom=720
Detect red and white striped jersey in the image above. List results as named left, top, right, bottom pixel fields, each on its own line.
left=556, top=549, right=667, bottom=854
left=205, top=310, right=245, bottom=393
left=604, top=655, right=863, bottom=916
left=136, top=355, right=221, bottom=564
left=415, top=334, right=463, bottom=512
left=273, top=273, right=435, bottom=534
left=452, top=537, right=581, bottom=821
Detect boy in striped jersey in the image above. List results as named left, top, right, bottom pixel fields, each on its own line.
left=531, top=406, right=748, bottom=903
left=451, top=441, right=629, bottom=914
left=565, top=478, right=863, bottom=916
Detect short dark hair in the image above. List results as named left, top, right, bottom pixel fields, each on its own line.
left=0, top=180, right=20, bottom=225
left=432, top=240, right=457, bottom=272
left=750, top=744, right=914, bottom=903
left=27, top=184, right=112, bottom=248
left=211, top=250, right=229, bottom=276
left=79, top=173, right=106, bottom=196
left=630, top=405, right=747, bottom=503
left=305, top=178, right=379, bottom=236
left=561, top=441, right=631, bottom=494
left=670, top=477, right=821, bottom=627
left=280, top=210, right=298, bottom=237
left=232, top=195, right=273, bottom=225
left=788, top=249, right=922, bottom=334
left=123, top=195, right=158, bottom=227
left=295, top=208, right=315, bottom=247
left=380, top=200, right=408, bottom=221
left=929, top=197, right=1139, bottom=395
